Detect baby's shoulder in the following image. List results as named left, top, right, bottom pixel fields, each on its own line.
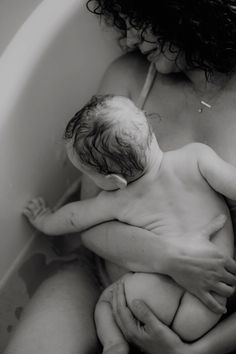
left=168, top=143, right=213, bottom=172
left=177, top=142, right=212, bottom=157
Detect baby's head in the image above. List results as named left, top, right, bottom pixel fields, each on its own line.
left=64, top=94, right=155, bottom=190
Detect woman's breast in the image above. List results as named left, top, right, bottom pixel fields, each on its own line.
left=149, top=115, right=197, bottom=151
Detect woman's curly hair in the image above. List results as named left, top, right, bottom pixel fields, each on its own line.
left=87, top=0, right=236, bottom=75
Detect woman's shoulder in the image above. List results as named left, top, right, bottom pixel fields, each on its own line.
left=98, top=51, right=149, bottom=98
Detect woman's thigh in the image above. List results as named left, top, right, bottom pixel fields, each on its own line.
left=4, top=258, right=102, bottom=354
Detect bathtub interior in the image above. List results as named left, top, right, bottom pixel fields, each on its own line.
left=0, top=0, right=44, bottom=55
left=0, top=0, right=122, bottom=350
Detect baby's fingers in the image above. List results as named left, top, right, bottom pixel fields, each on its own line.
left=22, top=207, right=34, bottom=220
left=23, top=197, right=46, bottom=219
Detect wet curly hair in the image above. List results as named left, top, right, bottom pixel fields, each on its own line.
left=64, top=95, right=152, bottom=179
left=86, top=0, right=236, bottom=75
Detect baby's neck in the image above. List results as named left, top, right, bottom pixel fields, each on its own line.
left=124, top=139, right=163, bottom=187
left=144, top=138, right=164, bottom=180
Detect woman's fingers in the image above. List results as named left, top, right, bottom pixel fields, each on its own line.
left=219, top=269, right=236, bottom=286
left=112, top=283, right=124, bottom=331
left=212, top=282, right=235, bottom=298
left=131, top=300, right=161, bottom=335
left=200, top=292, right=227, bottom=314
left=113, top=280, right=138, bottom=340
left=225, top=257, right=236, bottom=276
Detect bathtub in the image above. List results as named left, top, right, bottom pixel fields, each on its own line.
left=0, top=0, right=121, bottom=350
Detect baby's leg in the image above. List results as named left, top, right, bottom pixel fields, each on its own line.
left=172, top=292, right=225, bottom=341
left=95, top=284, right=129, bottom=354
left=124, top=273, right=184, bottom=326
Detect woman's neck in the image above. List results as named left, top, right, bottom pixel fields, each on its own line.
left=184, top=68, right=230, bottom=97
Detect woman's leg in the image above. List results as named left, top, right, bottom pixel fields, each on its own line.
left=4, top=260, right=101, bottom=354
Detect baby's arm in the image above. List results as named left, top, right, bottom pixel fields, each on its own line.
left=197, top=143, right=236, bottom=200
left=23, top=191, right=116, bottom=235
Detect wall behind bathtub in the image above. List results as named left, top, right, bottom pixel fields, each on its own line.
left=0, top=0, right=122, bottom=350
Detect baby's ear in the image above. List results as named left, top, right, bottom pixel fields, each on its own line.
left=106, top=174, right=127, bottom=190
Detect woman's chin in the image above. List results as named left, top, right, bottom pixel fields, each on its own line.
left=152, top=60, right=181, bottom=74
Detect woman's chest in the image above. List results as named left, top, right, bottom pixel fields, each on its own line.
left=143, top=78, right=236, bottom=165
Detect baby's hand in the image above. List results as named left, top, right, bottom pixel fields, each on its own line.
left=23, top=197, right=52, bottom=232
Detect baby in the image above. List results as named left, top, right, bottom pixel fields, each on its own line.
left=24, top=94, right=235, bottom=354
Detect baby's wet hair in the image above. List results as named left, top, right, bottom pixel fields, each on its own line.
left=64, top=94, right=153, bottom=179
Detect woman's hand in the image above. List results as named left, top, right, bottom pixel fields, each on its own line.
left=112, top=280, right=197, bottom=354
left=165, top=215, right=236, bottom=314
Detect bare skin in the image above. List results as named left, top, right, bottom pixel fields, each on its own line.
left=80, top=50, right=236, bottom=353
left=112, top=280, right=236, bottom=354
left=24, top=133, right=236, bottom=352
left=90, top=142, right=236, bottom=353
left=82, top=51, right=236, bottom=300
left=5, top=29, right=236, bottom=354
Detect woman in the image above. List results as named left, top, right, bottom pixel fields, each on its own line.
left=4, top=1, right=236, bottom=353
left=81, top=0, right=236, bottom=353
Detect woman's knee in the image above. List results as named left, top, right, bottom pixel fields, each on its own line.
left=4, top=261, right=101, bottom=354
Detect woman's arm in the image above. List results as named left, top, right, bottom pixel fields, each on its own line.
left=82, top=215, right=236, bottom=313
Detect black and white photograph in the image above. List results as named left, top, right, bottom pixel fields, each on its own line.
left=1, top=1, right=236, bottom=353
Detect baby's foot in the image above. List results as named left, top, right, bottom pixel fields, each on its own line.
left=103, top=342, right=129, bottom=354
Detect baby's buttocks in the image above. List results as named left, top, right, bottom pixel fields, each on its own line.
left=123, top=272, right=225, bottom=342
left=124, top=273, right=184, bottom=326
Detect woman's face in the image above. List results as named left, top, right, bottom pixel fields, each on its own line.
left=125, top=21, right=187, bottom=74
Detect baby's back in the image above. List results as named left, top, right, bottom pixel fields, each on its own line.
left=116, top=143, right=234, bottom=257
